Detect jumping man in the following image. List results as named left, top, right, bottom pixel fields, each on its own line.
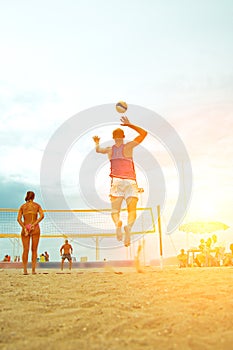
left=93, top=116, right=147, bottom=247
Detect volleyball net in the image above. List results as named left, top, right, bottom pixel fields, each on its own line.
left=0, top=207, right=156, bottom=238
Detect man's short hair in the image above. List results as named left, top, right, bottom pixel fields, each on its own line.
left=112, top=128, right=125, bottom=139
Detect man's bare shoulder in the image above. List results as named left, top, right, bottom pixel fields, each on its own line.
left=124, top=140, right=140, bottom=149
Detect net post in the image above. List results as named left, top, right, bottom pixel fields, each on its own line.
left=157, top=205, right=163, bottom=269
left=96, top=236, right=99, bottom=261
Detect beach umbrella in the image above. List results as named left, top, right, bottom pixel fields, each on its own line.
left=179, top=221, right=229, bottom=234
left=179, top=221, right=230, bottom=252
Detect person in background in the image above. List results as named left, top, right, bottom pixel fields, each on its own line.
left=199, top=238, right=206, bottom=251
left=60, top=239, right=73, bottom=271
left=17, top=191, right=44, bottom=275
left=177, top=249, right=188, bottom=268
left=211, top=234, right=218, bottom=248
left=44, top=251, right=49, bottom=262
left=194, top=239, right=206, bottom=267
left=39, top=254, right=46, bottom=263
left=223, top=243, right=233, bottom=266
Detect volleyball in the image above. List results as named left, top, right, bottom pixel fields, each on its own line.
left=116, top=101, right=128, bottom=113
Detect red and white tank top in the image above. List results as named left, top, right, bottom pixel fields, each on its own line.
left=110, top=144, right=136, bottom=180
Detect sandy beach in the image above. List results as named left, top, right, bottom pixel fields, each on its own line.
left=0, top=265, right=233, bottom=350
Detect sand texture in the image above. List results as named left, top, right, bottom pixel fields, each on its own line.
left=0, top=266, right=233, bottom=350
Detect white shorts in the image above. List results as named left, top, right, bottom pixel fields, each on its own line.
left=110, top=177, right=139, bottom=200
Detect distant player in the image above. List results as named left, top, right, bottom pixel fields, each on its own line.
left=93, top=116, right=147, bottom=247
left=60, top=239, right=73, bottom=270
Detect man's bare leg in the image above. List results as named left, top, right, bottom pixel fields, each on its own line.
left=124, top=197, right=138, bottom=247
left=111, top=197, right=124, bottom=240
left=69, top=259, right=72, bottom=270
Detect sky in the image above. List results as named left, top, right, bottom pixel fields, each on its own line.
left=0, top=0, right=233, bottom=261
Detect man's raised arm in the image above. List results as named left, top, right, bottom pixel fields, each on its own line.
left=92, top=136, right=110, bottom=154
left=120, top=116, right=147, bottom=144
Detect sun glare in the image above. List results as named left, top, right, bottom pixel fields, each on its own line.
left=197, top=200, right=216, bottom=221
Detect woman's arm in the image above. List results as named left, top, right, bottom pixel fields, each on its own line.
left=32, top=205, right=44, bottom=228
left=17, top=206, right=25, bottom=229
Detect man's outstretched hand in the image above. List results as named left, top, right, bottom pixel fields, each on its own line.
left=93, top=136, right=100, bottom=144
left=120, top=116, right=131, bottom=126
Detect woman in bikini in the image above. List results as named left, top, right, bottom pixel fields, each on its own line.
left=17, top=191, right=44, bottom=275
